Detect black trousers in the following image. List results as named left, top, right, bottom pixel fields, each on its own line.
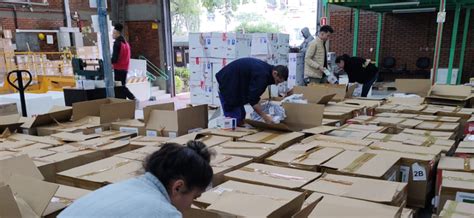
left=114, top=70, right=136, bottom=100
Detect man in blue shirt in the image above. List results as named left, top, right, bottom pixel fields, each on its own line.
left=59, top=141, right=213, bottom=217
left=216, top=57, right=289, bottom=126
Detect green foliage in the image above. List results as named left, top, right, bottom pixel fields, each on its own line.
left=174, top=67, right=190, bottom=80
left=175, top=75, right=183, bottom=93
left=171, top=0, right=201, bottom=35
left=235, top=21, right=283, bottom=33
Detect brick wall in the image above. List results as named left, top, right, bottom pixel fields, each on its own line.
left=329, top=8, right=474, bottom=82
left=126, top=21, right=161, bottom=67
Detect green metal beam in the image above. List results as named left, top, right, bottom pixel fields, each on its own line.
left=457, top=8, right=471, bottom=84
left=432, top=0, right=446, bottom=85
left=447, top=3, right=461, bottom=84
left=375, top=13, right=383, bottom=67
left=353, top=8, right=360, bottom=56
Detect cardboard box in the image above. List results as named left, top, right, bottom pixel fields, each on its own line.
left=72, top=98, right=135, bottom=124
left=339, top=123, right=386, bottom=133
left=415, top=121, right=460, bottom=132
left=21, top=106, right=73, bottom=135
left=327, top=130, right=371, bottom=139
left=36, top=116, right=103, bottom=136
left=395, top=79, right=432, bottom=97
left=455, top=141, right=474, bottom=157
left=50, top=132, right=101, bottom=142
left=306, top=84, right=348, bottom=102
left=166, top=132, right=232, bottom=147
left=142, top=102, right=175, bottom=123
left=375, top=104, right=426, bottom=114
left=292, top=86, right=336, bottom=104
left=200, top=127, right=259, bottom=139
left=437, top=170, right=474, bottom=213
left=376, top=112, right=418, bottom=119
left=146, top=104, right=208, bottom=137
left=110, top=119, right=146, bottom=136
left=301, top=125, right=338, bottom=135
left=438, top=156, right=474, bottom=172
left=438, top=200, right=474, bottom=217
left=213, top=141, right=279, bottom=159
left=0, top=155, right=60, bottom=218
left=114, top=146, right=161, bottom=161
left=426, top=85, right=473, bottom=107
left=57, top=156, right=143, bottom=190
left=353, top=116, right=423, bottom=129
left=6, top=133, right=64, bottom=146
left=129, top=136, right=168, bottom=147
left=368, top=142, right=441, bottom=207
left=323, top=105, right=357, bottom=123
left=43, top=185, right=91, bottom=217
left=294, top=193, right=403, bottom=218
left=303, top=134, right=374, bottom=149
left=211, top=155, right=252, bottom=185
left=238, top=131, right=304, bottom=149
left=246, top=102, right=324, bottom=132
left=224, top=163, right=321, bottom=190
left=415, top=115, right=461, bottom=123
left=366, top=132, right=455, bottom=152
left=265, top=143, right=344, bottom=171
left=190, top=180, right=305, bottom=218
left=401, top=128, right=455, bottom=140
left=322, top=118, right=342, bottom=126
left=302, top=173, right=407, bottom=206
left=321, top=150, right=400, bottom=181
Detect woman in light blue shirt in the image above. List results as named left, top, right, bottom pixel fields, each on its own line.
left=59, top=141, right=213, bottom=218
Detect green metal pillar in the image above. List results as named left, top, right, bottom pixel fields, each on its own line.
left=353, top=8, right=360, bottom=56
left=375, top=13, right=383, bottom=67
left=457, top=8, right=471, bottom=84
left=447, top=3, right=461, bottom=85
left=432, top=0, right=446, bottom=85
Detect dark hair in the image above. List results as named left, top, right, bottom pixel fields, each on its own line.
left=114, top=23, right=124, bottom=32
left=144, top=141, right=214, bottom=192
left=320, top=25, right=334, bottom=33
left=273, top=65, right=289, bottom=81
left=336, top=54, right=350, bottom=64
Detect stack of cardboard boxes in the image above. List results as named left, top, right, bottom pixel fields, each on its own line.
left=188, top=32, right=252, bottom=106
left=250, top=33, right=290, bottom=66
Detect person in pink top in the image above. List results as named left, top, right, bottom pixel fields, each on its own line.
left=112, top=23, right=136, bottom=100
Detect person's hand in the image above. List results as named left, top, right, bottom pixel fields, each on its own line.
left=286, top=89, right=294, bottom=96
left=263, top=114, right=274, bottom=124
left=319, top=66, right=325, bottom=72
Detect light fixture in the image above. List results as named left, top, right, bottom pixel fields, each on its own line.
left=370, top=1, right=420, bottom=8
left=392, top=7, right=436, bottom=13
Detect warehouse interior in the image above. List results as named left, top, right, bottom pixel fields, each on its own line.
left=1, top=0, right=474, bottom=217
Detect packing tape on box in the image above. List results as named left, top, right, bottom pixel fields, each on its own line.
left=218, top=145, right=272, bottom=151
left=51, top=196, right=75, bottom=205
left=370, top=145, right=433, bottom=156
left=319, top=174, right=354, bottom=186
left=290, top=146, right=324, bottom=163
left=239, top=166, right=309, bottom=183
left=77, top=159, right=132, bottom=178
left=381, top=134, right=394, bottom=142
left=211, top=187, right=290, bottom=203
left=342, top=153, right=376, bottom=173
left=465, top=157, right=472, bottom=171
left=256, top=133, right=280, bottom=143
left=420, top=136, right=437, bottom=147
left=210, top=155, right=233, bottom=167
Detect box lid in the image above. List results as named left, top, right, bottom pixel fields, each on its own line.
left=214, top=141, right=277, bottom=158
left=212, top=155, right=252, bottom=175
left=239, top=131, right=304, bottom=148
left=438, top=156, right=474, bottom=172
left=441, top=170, right=474, bottom=190
left=302, top=126, right=338, bottom=135
left=427, top=84, right=472, bottom=101
left=22, top=106, right=72, bottom=129
left=322, top=150, right=400, bottom=178
left=439, top=200, right=474, bottom=218
left=224, top=163, right=321, bottom=189
left=265, top=144, right=343, bottom=169
left=293, top=86, right=336, bottom=104
left=142, top=102, right=175, bottom=123
left=395, top=79, right=431, bottom=97
left=456, top=141, right=474, bottom=155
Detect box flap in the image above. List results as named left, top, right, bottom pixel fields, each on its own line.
left=8, top=174, right=59, bottom=217
left=427, top=85, right=472, bottom=101
left=266, top=145, right=343, bottom=169
left=0, top=114, right=23, bottom=132
left=0, top=184, right=22, bottom=218
left=282, top=103, right=324, bottom=130
left=346, top=84, right=357, bottom=98
left=146, top=110, right=180, bottom=132
left=395, top=79, right=431, bottom=97
left=23, top=107, right=72, bottom=129
left=307, top=84, right=347, bottom=102
left=438, top=156, right=474, bottom=171
left=293, top=86, right=336, bottom=104
left=302, top=126, right=338, bottom=135
left=51, top=132, right=101, bottom=142
left=143, top=102, right=175, bottom=123
left=176, top=105, right=209, bottom=135
left=0, top=155, right=44, bottom=183
left=239, top=131, right=304, bottom=147
left=72, top=99, right=108, bottom=121
left=100, top=99, right=135, bottom=124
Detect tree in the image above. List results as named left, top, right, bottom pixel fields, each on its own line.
left=171, top=0, right=201, bottom=35
left=234, top=12, right=282, bottom=33
left=201, top=0, right=254, bottom=31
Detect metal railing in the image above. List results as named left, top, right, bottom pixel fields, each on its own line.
left=138, top=55, right=169, bottom=80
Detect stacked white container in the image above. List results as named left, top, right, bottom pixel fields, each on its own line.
left=188, top=32, right=252, bottom=106
left=287, top=53, right=305, bottom=89
left=250, top=33, right=290, bottom=66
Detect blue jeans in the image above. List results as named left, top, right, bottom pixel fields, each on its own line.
left=219, top=94, right=246, bottom=124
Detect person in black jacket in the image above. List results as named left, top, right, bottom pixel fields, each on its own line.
left=336, top=54, right=378, bottom=97
left=216, top=58, right=289, bottom=126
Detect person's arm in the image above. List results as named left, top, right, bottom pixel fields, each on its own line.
left=304, top=41, right=323, bottom=71
left=248, top=73, right=273, bottom=123
left=252, top=104, right=273, bottom=123
left=111, top=40, right=121, bottom=64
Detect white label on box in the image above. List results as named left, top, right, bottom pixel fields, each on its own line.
left=412, top=162, right=427, bottom=181
left=212, top=187, right=233, bottom=195
left=94, top=128, right=103, bottom=134
left=400, top=166, right=410, bottom=183
left=146, top=130, right=158, bottom=137
left=120, top=127, right=139, bottom=134
left=387, top=170, right=397, bottom=182
left=169, top=132, right=177, bottom=138
left=188, top=128, right=203, bottom=133
left=455, top=192, right=474, bottom=203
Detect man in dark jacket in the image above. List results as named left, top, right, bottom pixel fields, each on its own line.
left=216, top=58, right=289, bottom=126
left=336, top=54, right=378, bottom=97
left=112, top=23, right=136, bottom=100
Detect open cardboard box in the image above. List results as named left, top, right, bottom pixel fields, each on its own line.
left=366, top=133, right=455, bottom=153
left=425, top=84, right=473, bottom=107
left=306, top=83, right=351, bottom=102
left=224, top=163, right=321, bottom=190
left=246, top=102, right=324, bottom=132
left=43, top=184, right=91, bottom=217
left=21, top=106, right=73, bottom=135
left=72, top=98, right=135, bottom=124
left=302, top=173, right=407, bottom=207
left=436, top=170, right=474, bottom=214
left=455, top=141, right=474, bottom=157
left=395, top=79, right=432, bottom=97
left=110, top=119, right=146, bottom=136
left=188, top=180, right=306, bottom=218
left=293, top=193, right=403, bottom=218
left=0, top=102, right=23, bottom=133
left=292, top=86, right=336, bottom=105
left=439, top=200, right=474, bottom=218
left=238, top=131, right=304, bottom=150
left=211, top=155, right=252, bottom=186
left=0, top=155, right=59, bottom=218
left=35, top=116, right=103, bottom=136
left=145, top=103, right=208, bottom=137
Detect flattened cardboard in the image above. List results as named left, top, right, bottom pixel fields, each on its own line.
left=211, top=155, right=252, bottom=185
left=43, top=185, right=91, bottom=217
left=51, top=132, right=101, bottom=142
left=213, top=141, right=278, bottom=159
left=302, top=173, right=407, bottom=206
left=146, top=104, right=208, bottom=137
left=293, top=86, right=336, bottom=104
left=246, top=103, right=324, bottom=132
left=307, top=84, right=347, bottom=102
left=395, top=79, right=431, bottom=97
left=72, top=98, right=135, bottom=124
left=142, top=102, right=175, bottom=123
left=321, top=150, right=400, bottom=180
left=201, top=127, right=259, bottom=138
left=265, top=143, right=344, bottom=171
left=238, top=131, right=304, bottom=149
left=302, top=125, right=338, bottom=135
left=327, top=130, right=371, bottom=140
left=224, top=163, right=321, bottom=190
left=0, top=155, right=44, bottom=182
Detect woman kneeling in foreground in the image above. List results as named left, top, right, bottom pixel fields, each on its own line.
left=59, top=141, right=213, bottom=217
